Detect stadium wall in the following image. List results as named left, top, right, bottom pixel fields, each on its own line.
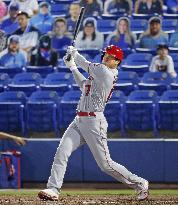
left=2, top=139, right=178, bottom=183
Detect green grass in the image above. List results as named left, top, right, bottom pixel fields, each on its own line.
left=0, top=189, right=177, bottom=196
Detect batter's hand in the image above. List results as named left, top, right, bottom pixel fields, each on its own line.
left=63, top=54, right=77, bottom=71
left=66, top=46, right=78, bottom=58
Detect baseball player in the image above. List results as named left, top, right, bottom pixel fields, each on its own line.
left=38, top=45, right=149, bottom=201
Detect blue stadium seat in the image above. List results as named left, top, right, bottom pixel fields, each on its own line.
left=26, top=66, right=55, bottom=78
left=0, top=91, right=26, bottom=136
left=104, top=90, right=126, bottom=134
left=124, top=90, right=158, bottom=135
left=41, top=72, right=72, bottom=97
left=121, top=65, right=149, bottom=77
left=59, top=90, right=81, bottom=129
left=170, top=53, right=178, bottom=72
left=51, top=1, right=71, bottom=15
left=0, top=67, right=24, bottom=78
left=170, top=75, right=178, bottom=90
left=97, top=19, right=116, bottom=33
left=115, top=71, right=139, bottom=95
left=26, top=91, right=59, bottom=137
left=138, top=72, right=173, bottom=95
left=162, top=19, right=178, bottom=33
left=8, top=73, right=42, bottom=97
left=0, top=73, right=10, bottom=92
left=130, top=19, right=147, bottom=34
left=158, top=90, right=178, bottom=131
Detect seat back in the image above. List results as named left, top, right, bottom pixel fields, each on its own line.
left=44, top=72, right=72, bottom=85
left=0, top=91, right=26, bottom=104
left=26, top=66, right=54, bottom=78
left=118, top=71, right=139, bottom=84
left=141, top=72, right=173, bottom=84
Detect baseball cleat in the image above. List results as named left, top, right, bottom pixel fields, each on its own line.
left=137, top=180, right=149, bottom=201
left=38, top=189, right=59, bottom=201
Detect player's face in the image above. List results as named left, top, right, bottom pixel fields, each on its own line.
left=9, top=42, right=19, bottom=53
left=70, top=4, right=80, bottom=18
left=150, top=22, right=161, bottom=35
left=102, top=53, right=120, bottom=69
left=17, top=15, right=28, bottom=29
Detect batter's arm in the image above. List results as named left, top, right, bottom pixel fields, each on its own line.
left=74, top=52, right=91, bottom=73
left=72, top=69, right=86, bottom=90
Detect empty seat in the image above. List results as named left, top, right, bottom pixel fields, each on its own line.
left=115, top=71, right=139, bottom=95
left=0, top=91, right=26, bottom=136
left=138, top=72, right=173, bottom=95
left=104, top=91, right=126, bottom=133
left=97, top=19, right=116, bottom=33
left=158, top=90, right=178, bottom=131
left=130, top=19, right=147, bottom=34
left=26, top=66, right=55, bottom=78
left=59, top=90, right=81, bottom=129
left=162, top=19, right=178, bottom=33
left=171, top=75, right=178, bottom=89
left=27, top=91, right=59, bottom=137
left=8, top=73, right=42, bottom=97
left=51, top=2, right=71, bottom=15
left=125, top=90, right=158, bottom=135
left=41, top=72, right=72, bottom=97
left=0, top=67, right=24, bottom=78
left=0, top=73, right=10, bottom=92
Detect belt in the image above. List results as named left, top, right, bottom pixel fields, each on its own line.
left=77, top=111, right=96, bottom=117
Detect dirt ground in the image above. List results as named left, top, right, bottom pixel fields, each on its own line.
left=1, top=195, right=178, bottom=205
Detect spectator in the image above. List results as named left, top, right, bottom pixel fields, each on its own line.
left=104, top=0, right=132, bottom=15
left=134, top=0, right=163, bottom=15
left=30, top=34, right=58, bottom=67
left=139, top=17, right=168, bottom=49
left=0, top=132, right=26, bottom=146
left=0, top=30, right=7, bottom=52
left=167, top=0, right=178, bottom=14
left=75, top=17, right=104, bottom=49
left=0, top=35, right=27, bottom=68
left=30, top=2, right=54, bottom=35
left=169, top=30, right=178, bottom=48
left=79, top=0, right=103, bottom=17
left=0, top=3, right=19, bottom=35
left=48, top=18, right=71, bottom=50
left=10, top=0, right=38, bottom=17
left=67, top=2, right=81, bottom=33
left=0, top=0, right=7, bottom=22
left=149, top=44, right=176, bottom=77
left=13, top=11, right=40, bottom=52
left=106, top=17, right=136, bottom=50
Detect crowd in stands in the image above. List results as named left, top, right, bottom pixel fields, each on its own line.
left=0, top=0, right=177, bottom=76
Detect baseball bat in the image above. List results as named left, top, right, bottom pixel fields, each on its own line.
left=66, top=7, right=85, bottom=61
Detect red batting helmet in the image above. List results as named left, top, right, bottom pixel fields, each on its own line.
left=103, top=45, right=124, bottom=61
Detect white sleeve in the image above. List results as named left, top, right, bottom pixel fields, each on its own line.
left=167, top=56, right=177, bottom=77
left=149, top=57, right=157, bottom=72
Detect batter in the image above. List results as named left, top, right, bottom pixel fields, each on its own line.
left=38, top=45, right=149, bottom=201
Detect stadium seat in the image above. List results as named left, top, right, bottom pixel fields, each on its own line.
left=0, top=73, right=10, bottom=92
left=158, top=90, right=178, bottom=131
left=130, top=19, right=147, bottom=34
left=124, top=90, right=158, bottom=136
left=138, top=72, right=173, bottom=95
left=0, top=91, right=26, bottom=136
left=104, top=90, right=126, bottom=134
left=26, top=66, right=55, bottom=78
left=115, top=71, right=139, bottom=95
left=26, top=91, right=59, bottom=137
left=170, top=75, right=178, bottom=90
left=97, top=19, right=116, bottom=33
left=41, top=72, right=72, bottom=97
left=0, top=67, right=24, bottom=78
left=170, top=53, right=178, bottom=72
left=51, top=1, right=71, bottom=15
left=8, top=73, right=42, bottom=97
left=162, top=19, right=178, bottom=33
left=59, top=90, right=81, bottom=129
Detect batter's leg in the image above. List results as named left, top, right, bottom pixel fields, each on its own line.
left=47, top=118, right=85, bottom=190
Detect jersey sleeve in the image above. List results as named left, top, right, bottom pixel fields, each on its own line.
left=88, top=63, right=108, bottom=78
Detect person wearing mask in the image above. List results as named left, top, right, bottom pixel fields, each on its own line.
left=13, top=11, right=40, bottom=53
left=10, top=0, right=38, bottom=17
left=30, top=34, right=58, bottom=67
left=0, top=3, right=19, bottom=35
left=134, top=0, right=163, bottom=15
left=149, top=44, right=177, bottom=77
left=48, top=18, right=72, bottom=50
left=0, top=35, right=27, bottom=68
left=30, top=2, right=54, bottom=35
left=106, top=17, right=136, bottom=50
left=139, top=17, right=168, bottom=49
left=75, top=17, right=104, bottom=49
left=67, top=2, right=81, bottom=33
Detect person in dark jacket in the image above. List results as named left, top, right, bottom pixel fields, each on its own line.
left=30, top=34, right=58, bottom=67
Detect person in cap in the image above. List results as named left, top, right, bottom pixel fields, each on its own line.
left=75, top=17, right=104, bottom=49
left=134, top=0, right=163, bottom=14
left=38, top=44, right=149, bottom=202
left=30, top=34, right=58, bottom=66
left=10, top=0, right=39, bottom=17
left=0, top=3, right=19, bottom=34
left=30, top=2, right=54, bottom=35
left=0, top=35, right=27, bottom=68
left=139, top=16, right=168, bottom=49
left=13, top=11, right=40, bottom=52
left=149, top=44, right=176, bottom=77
